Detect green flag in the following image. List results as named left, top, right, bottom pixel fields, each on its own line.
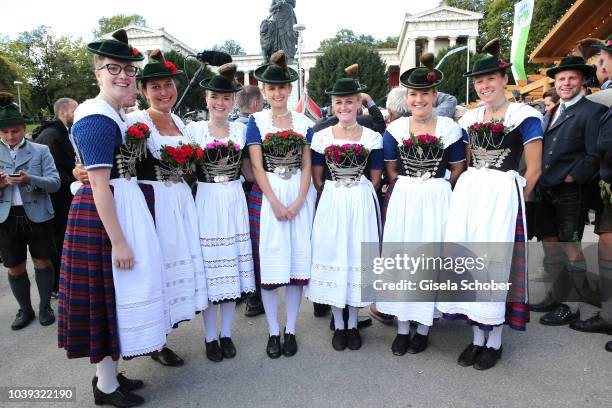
left=510, top=0, right=534, bottom=81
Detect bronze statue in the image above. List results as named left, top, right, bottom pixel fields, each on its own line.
left=260, top=0, right=298, bottom=63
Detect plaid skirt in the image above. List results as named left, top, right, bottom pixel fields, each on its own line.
left=57, top=183, right=156, bottom=363
left=247, top=183, right=309, bottom=290
left=443, top=204, right=530, bottom=331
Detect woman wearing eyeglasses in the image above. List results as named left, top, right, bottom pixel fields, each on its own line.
left=58, top=30, right=165, bottom=407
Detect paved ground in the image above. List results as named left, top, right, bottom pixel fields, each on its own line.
left=0, top=228, right=611, bottom=408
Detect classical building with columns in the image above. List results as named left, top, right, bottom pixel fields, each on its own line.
left=118, top=2, right=481, bottom=93
left=231, top=2, right=482, bottom=89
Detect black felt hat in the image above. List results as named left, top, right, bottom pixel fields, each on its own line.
left=325, top=64, right=368, bottom=95
left=253, top=50, right=298, bottom=84
left=0, top=92, right=25, bottom=128
left=87, top=29, right=144, bottom=62
left=592, top=35, right=612, bottom=53
left=546, top=55, right=596, bottom=78
left=200, top=63, right=243, bottom=93
left=137, top=49, right=184, bottom=80
left=400, top=53, right=444, bottom=89
left=464, top=38, right=512, bottom=78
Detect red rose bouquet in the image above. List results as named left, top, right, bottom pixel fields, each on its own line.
left=324, top=143, right=369, bottom=164
left=124, top=121, right=151, bottom=158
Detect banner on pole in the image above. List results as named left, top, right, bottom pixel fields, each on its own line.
left=510, top=0, right=535, bottom=81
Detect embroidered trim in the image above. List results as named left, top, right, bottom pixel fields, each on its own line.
left=200, top=232, right=250, bottom=247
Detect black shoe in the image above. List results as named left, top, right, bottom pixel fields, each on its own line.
left=205, top=340, right=223, bottom=362
left=332, top=329, right=347, bottom=351
left=266, top=335, right=282, bottom=359
left=93, top=385, right=144, bottom=407
left=457, top=343, right=483, bottom=367
left=219, top=337, right=236, bottom=359
left=606, top=341, right=612, bottom=352
left=313, top=303, right=331, bottom=317
left=406, top=333, right=429, bottom=354
left=569, top=312, right=612, bottom=334
left=346, top=328, right=362, bottom=350
left=39, top=306, right=55, bottom=326
left=391, top=334, right=410, bottom=356
left=245, top=299, right=265, bottom=317
left=11, top=309, right=35, bottom=330
left=283, top=332, right=298, bottom=357
left=151, top=346, right=184, bottom=366
left=92, top=374, right=144, bottom=392
left=540, top=304, right=580, bottom=326
left=370, top=307, right=394, bottom=326
left=357, top=316, right=372, bottom=330
left=473, top=346, right=503, bottom=370
left=529, top=295, right=560, bottom=312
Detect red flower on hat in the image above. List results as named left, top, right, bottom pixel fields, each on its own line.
left=164, top=61, right=178, bottom=74
left=499, top=60, right=509, bottom=69
left=426, top=71, right=437, bottom=82
left=607, top=40, right=612, bottom=47
left=132, top=48, right=140, bottom=56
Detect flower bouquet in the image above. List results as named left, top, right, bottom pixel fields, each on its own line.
left=399, top=134, right=445, bottom=178
left=262, top=130, right=306, bottom=179
left=323, top=143, right=370, bottom=187
left=198, top=139, right=242, bottom=183
left=158, top=142, right=198, bottom=184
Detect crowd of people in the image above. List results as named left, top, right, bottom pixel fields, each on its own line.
left=0, top=28, right=611, bottom=406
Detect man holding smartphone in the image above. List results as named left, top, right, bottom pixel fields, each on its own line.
left=0, top=92, right=60, bottom=330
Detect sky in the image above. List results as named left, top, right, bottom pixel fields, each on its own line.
left=0, top=0, right=442, bottom=54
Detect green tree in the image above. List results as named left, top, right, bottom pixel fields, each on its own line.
left=94, top=14, right=147, bottom=38
left=318, top=29, right=380, bottom=53
left=448, top=0, right=575, bottom=74
left=378, top=36, right=399, bottom=49
left=212, top=39, right=246, bottom=56
left=159, top=50, right=213, bottom=117
left=307, top=43, right=388, bottom=107
left=436, top=46, right=477, bottom=105
left=0, top=26, right=97, bottom=117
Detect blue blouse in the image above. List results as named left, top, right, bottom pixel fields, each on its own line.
left=72, top=115, right=122, bottom=171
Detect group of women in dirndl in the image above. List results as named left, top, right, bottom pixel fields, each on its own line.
left=57, top=29, right=543, bottom=406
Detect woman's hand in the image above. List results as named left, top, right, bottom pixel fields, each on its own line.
left=113, top=240, right=135, bottom=270
left=73, top=164, right=89, bottom=184
left=271, top=200, right=289, bottom=221
left=286, top=198, right=304, bottom=220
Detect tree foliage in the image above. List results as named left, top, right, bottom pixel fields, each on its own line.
left=307, top=44, right=388, bottom=107
left=447, top=0, right=575, bottom=74
left=318, top=29, right=398, bottom=53
left=94, top=14, right=147, bottom=38
left=435, top=46, right=477, bottom=105
left=212, top=39, right=246, bottom=56
left=0, top=26, right=97, bottom=117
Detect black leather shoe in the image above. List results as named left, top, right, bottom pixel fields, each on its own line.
left=357, top=316, right=372, bottom=329
left=406, top=333, right=429, bottom=354
left=39, top=306, right=55, bottom=326
left=332, top=329, right=347, bottom=351
left=391, top=334, right=410, bottom=356
left=11, top=309, right=35, bottom=330
left=151, top=346, right=184, bottom=366
left=93, top=385, right=144, bottom=407
left=283, top=332, right=298, bottom=357
left=93, top=374, right=145, bottom=392
left=473, top=346, right=503, bottom=370
left=245, top=299, right=265, bottom=317
left=606, top=340, right=612, bottom=352
left=219, top=337, right=236, bottom=359
left=569, top=313, right=612, bottom=334
left=266, top=335, right=282, bottom=359
left=529, top=294, right=560, bottom=312
left=205, top=341, right=223, bottom=362
left=313, top=303, right=331, bottom=317
left=346, top=328, right=362, bottom=350
left=457, top=343, right=483, bottom=367
left=540, top=304, right=580, bottom=326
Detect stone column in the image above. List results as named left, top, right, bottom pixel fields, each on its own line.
left=449, top=36, right=457, bottom=48
left=304, top=68, right=310, bottom=85
left=407, top=38, right=417, bottom=69
left=468, top=36, right=477, bottom=54
left=427, top=37, right=437, bottom=54
left=243, top=71, right=249, bottom=86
